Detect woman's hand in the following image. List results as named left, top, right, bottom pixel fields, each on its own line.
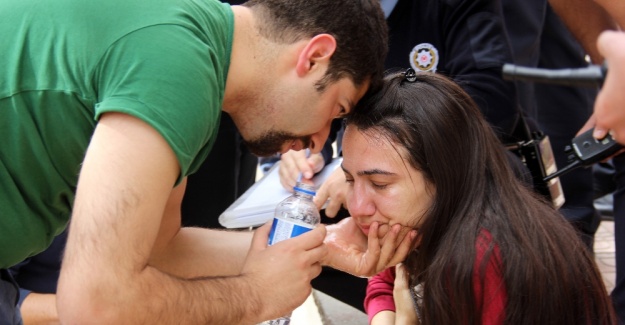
left=393, top=263, right=419, bottom=325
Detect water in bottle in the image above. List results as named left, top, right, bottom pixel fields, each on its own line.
left=261, top=182, right=320, bottom=325
left=267, top=182, right=320, bottom=245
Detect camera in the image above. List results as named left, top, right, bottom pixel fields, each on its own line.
left=507, top=131, right=564, bottom=209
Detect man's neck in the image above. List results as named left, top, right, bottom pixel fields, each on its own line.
left=223, top=6, right=257, bottom=115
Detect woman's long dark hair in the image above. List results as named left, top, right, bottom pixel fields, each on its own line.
left=347, top=71, right=615, bottom=324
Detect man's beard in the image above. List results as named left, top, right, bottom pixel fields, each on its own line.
left=243, top=130, right=311, bottom=157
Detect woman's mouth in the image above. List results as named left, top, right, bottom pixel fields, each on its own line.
left=359, top=224, right=370, bottom=236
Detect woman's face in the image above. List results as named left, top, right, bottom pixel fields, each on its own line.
left=341, top=125, right=434, bottom=237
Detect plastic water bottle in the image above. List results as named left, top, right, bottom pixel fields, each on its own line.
left=261, top=182, right=320, bottom=325
left=267, top=182, right=320, bottom=245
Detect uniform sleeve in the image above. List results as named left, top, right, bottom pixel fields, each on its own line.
left=442, top=0, right=521, bottom=142
left=364, top=267, right=397, bottom=323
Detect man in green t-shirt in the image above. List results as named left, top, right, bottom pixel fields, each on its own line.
left=0, top=0, right=418, bottom=323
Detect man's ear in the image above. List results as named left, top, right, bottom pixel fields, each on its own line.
left=295, top=34, right=337, bottom=77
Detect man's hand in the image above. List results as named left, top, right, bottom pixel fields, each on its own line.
left=240, top=222, right=327, bottom=322
left=278, top=150, right=325, bottom=191
left=594, top=31, right=625, bottom=145
left=322, top=218, right=416, bottom=277
left=314, top=168, right=348, bottom=217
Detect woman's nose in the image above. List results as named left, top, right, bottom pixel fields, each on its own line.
left=346, top=184, right=376, bottom=218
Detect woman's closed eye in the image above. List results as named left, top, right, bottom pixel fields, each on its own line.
left=371, top=182, right=388, bottom=189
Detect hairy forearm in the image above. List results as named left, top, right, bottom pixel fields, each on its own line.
left=58, top=263, right=262, bottom=324
left=149, top=227, right=253, bottom=278
left=549, top=0, right=617, bottom=63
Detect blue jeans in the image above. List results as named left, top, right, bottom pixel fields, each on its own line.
left=0, top=269, right=22, bottom=325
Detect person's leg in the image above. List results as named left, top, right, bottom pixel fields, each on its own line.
left=0, top=269, right=23, bottom=325
left=611, top=154, right=625, bottom=324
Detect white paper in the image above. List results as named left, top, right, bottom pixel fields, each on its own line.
left=219, top=158, right=342, bottom=228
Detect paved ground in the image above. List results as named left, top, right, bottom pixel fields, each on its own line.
left=596, top=219, right=616, bottom=292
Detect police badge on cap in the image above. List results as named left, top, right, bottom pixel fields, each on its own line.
left=409, top=43, right=439, bottom=73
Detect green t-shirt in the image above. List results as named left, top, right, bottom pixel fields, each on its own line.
left=0, top=0, right=233, bottom=268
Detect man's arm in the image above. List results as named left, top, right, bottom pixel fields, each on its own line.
left=594, top=0, right=625, bottom=28
left=146, top=176, right=254, bottom=278
left=593, top=31, right=625, bottom=144
left=20, top=293, right=59, bottom=325
left=57, top=112, right=326, bottom=324
left=548, top=0, right=617, bottom=63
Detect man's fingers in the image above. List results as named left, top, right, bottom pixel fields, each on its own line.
left=309, top=153, right=326, bottom=174
left=250, top=221, right=272, bottom=250
left=271, top=224, right=327, bottom=251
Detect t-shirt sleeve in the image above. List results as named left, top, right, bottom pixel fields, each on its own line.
left=93, top=24, right=223, bottom=182
left=365, top=267, right=397, bottom=323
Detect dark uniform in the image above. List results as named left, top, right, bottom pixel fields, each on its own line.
left=501, top=0, right=600, bottom=248
left=385, top=0, right=522, bottom=143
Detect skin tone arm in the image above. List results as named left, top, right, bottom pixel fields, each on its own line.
left=370, top=264, right=419, bottom=325
left=26, top=141, right=408, bottom=325
left=20, top=293, right=59, bottom=325
left=547, top=0, right=617, bottom=63
left=371, top=311, right=396, bottom=325
left=57, top=112, right=327, bottom=324
left=547, top=0, right=625, bottom=145
left=593, top=31, right=625, bottom=144
left=393, top=264, right=418, bottom=325
left=594, top=0, right=625, bottom=30
left=147, top=177, right=254, bottom=278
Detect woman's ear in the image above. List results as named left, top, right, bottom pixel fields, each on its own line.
left=295, top=33, right=337, bottom=77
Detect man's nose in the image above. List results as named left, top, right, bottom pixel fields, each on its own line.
left=307, top=121, right=333, bottom=153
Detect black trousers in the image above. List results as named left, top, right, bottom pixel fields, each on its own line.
left=0, top=269, right=22, bottom=325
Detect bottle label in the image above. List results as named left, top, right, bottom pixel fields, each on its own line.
left=267, top=217, right=314, bottom=245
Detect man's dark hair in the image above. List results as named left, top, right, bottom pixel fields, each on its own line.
left=243, top=0, right=388, bottom=91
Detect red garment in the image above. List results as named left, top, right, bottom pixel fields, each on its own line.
left=364, top=266, right=397, bottom=323
left=364, top=231, right=507, bottom=324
